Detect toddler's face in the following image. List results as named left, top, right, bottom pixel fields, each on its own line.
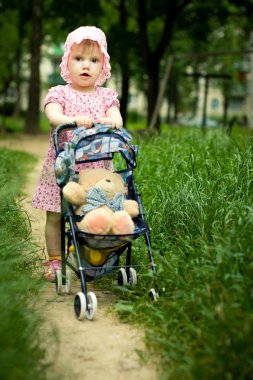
left=68, top=41, right=103, bottom=92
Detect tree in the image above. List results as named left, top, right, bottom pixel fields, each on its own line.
left=14, top=1, right=32, bottom=119
left=116, top=0, right=130, bottom=124
left=176, top=2, right=253, bottom=127
left=0, top=8, right=19, bottom=107
left=2, top=0, right=253, bottom=134
left=132, top=0, right=253, bottom=130
left=135, top=0, right=191, bottom=129
left=99, top=0, right=134, bottom=125
left=25, top=0, right=43, bottom=133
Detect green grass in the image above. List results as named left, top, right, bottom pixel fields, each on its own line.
left=0, top=148, right=50, bottom=380
left=2, top=116, right=252, bottom=377
left=114, top=127, right=253, bottom=379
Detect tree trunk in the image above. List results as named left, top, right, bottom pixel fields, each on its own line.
left=120, top=73, right=129, bottom=125
left=171, top=69, right=179, bottom=122
left=136, top=0, right=190, bottom=131
left=13, top=1, right=26, bottom=120
left=223, top=94, right=229, bottom=128
left=13, top=46, right=22, bottom=119
left=25, top=0, right=43, bottom=134
left=147, top=57, right=160, bottom=126
left=149, top=55, right=174, bottom=130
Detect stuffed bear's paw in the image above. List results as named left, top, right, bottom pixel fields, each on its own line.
left=111, top=210, right=135, bottom=235
left=63, top=182, right=86, bottom=206
left=77, top=208, right=112, bottom=234
left=123, top=200, right=139, bottom=218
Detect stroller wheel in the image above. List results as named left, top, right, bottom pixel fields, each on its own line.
left=55, top=269, right=63, bottom=294
left=117, top=268, right=128, bottom=286
left=86, top=292, right=97, bottom=320
left=65, top=270, right=72, bottom=294
left=149, top=288, right=159, bottom=302
left=128, top=268, right=137, bottom=286
left=74, top=292, right=87, bottom=320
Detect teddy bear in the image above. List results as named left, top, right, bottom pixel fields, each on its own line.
left=62, top=168, right=139, bottom=235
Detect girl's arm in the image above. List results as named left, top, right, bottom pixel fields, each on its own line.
left=99, top=106, right=123, bottom=129
left=45, top=103, right=93, bottom=128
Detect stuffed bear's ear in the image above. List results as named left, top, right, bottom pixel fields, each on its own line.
left=78, top=169, right=94, bottom=187
left=114, top=173, right=127, bottom=194
left=124, top=183, right=128, bottom=196
left=114, top=172, right=124, bottom=182
left=78, top=169, right=92, bottom=180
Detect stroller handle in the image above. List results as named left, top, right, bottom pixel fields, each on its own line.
left=53, top=122, right=137, bottom=168
left=53, top=123, right=124, bottom=153
left=53, top=123, right=77, bottom=153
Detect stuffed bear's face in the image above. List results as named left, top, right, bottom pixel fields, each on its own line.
left=79, top=169, right=126, bottom=198
left=94, top=178, right=120, bottom=199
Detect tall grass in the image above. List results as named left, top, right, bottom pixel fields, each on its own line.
left=115, top=127, right=253, bottom=379
left=0, top=148, right=49, bottom=380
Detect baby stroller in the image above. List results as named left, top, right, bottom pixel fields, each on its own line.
left=53, top=123, right=159, bottom=321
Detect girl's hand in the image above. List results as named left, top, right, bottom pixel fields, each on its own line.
left=74, top=116, right=93, bottom=128
left=98, top=117, right=118, bottom=129
left=100, top=106, right=123, bottom=129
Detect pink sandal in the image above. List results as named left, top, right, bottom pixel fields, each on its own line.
left=43, top=260, right=62, bottom=282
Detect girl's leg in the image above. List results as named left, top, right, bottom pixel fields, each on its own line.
left=45, top=211, right=61, bottom=258
left=44, top=211, right=62, bottom=281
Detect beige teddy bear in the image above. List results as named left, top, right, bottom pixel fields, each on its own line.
left=62, top=168, right=139, bottom=235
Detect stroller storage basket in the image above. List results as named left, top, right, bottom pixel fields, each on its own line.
left=76, top=219, right=149, bottom=250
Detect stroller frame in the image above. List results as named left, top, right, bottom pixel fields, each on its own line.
left=53, top=123, right=159, bottom=320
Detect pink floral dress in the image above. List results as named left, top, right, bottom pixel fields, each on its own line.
left=32, top=85, right=119, bottom=212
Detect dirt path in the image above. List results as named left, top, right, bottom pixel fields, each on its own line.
left=1, top=135, right=158, bottom=380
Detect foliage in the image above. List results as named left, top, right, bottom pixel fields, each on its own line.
left=0, top=0, right=32, bottom=94
left=0, top=9, right=19, bottom=91
left=0, top=148, right=49, bottom=380
left=114, top=127, right=253, bottom=379
left=2, top=0, right=253, bottom=131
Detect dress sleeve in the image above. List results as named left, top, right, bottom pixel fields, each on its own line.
left=102, top=88, right=120, bottom=110
left=44, top=85, right=66, bottom=109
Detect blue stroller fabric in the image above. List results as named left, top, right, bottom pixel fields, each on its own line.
left=54, top=125, right=138, bottom=186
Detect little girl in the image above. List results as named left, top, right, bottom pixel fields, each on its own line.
left=32, top=26, right=123, bottom=281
